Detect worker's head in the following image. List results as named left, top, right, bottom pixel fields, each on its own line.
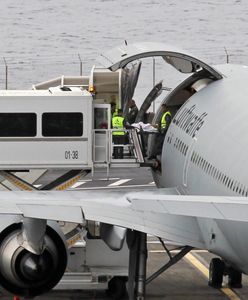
left=111, top=102, right=116, bottom=114
left=128, top=99, right=136, bottom=108
left=161, top=104, right=168, bottom=111
left=117, top=108, right=123, bottom=116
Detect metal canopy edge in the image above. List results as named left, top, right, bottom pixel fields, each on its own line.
left=97, top=42, right=223, bottom=80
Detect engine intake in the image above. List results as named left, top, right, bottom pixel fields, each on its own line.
left=0, top=223, right=67, bottom=297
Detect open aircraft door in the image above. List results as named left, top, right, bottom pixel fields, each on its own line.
left=97, top=42, right=223, bottom=80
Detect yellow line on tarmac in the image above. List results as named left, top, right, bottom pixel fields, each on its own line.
left=185, top=253, right=241, bottom=300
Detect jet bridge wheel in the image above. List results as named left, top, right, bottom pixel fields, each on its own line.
left=106, top=276, right=127, bottom=300
left=208, top=258, right=225, bottom=288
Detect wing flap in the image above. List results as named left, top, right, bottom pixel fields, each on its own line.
left=18, top=204, right=84, bottom=223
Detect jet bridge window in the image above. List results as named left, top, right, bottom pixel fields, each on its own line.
left=0, top=113, right=36, bottom=137
left=42, top=113, right=83, bottom=137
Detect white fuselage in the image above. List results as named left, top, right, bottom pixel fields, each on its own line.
left=158, top=64, right=248, bottom=272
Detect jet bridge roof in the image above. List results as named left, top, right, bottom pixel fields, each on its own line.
left=97, top=42, right=223, bottom=80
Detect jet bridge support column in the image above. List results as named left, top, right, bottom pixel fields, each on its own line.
left=127, top=230, right=147, bottom=300
left=136, top=232, right=147, bottom=300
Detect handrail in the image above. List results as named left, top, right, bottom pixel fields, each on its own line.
left=92, top=129, right=145, bottom=166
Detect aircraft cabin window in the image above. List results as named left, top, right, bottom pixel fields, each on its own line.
left=206, top=163, right=210, bottom=174
left=239, top=185, right=243, bottom=195
left=209, top=164, right=212, bottom=175
left=227, top=178, right=231, bottom=188
left=209, top=164, right=213, bottom=176
left=220, top=173, right=224, bottom=183
left=178, top=141, right=181, bottom=151
left=42, top=113, right=83, bottom=137
left=233, top=182, right=237, bottom=192
left=236, top=183, right=240, bottom=193
left=0, top=113, right=36, bottom=137
left=190, top=152, right=194, bottom=162
left=185, top=146, right=188, bottom=156
left=174, top=138, right=178, bottom=147
left=242, top=186, right=245, bottom=195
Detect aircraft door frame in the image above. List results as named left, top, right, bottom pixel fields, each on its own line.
left=183, top=137, right=197, bottom=187
left=93, top=104, right=111, bottom=164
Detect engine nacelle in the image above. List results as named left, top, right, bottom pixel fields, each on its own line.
left=0, top=222, right=67, bottom=297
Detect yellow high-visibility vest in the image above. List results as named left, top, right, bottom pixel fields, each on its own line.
left=161, top=111, right=172, bottom=129
left=112, top=116, right=125, bottom=135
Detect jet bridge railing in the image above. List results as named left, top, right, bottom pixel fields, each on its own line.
left=92, top=129, right=145, bottom=175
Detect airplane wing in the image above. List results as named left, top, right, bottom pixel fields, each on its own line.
left=1, top=188, right=248, bottom=248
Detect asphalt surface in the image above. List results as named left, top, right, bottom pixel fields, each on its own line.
left=1, top=167, right=248, bottom=300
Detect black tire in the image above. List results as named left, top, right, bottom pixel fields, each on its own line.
left=208, top=258, right=225, bottom=288
left=228, top=268, right=242, bottom=288
left=106, top=277, right=127, bottom=300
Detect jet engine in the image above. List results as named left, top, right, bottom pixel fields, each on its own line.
left=0, top=222, right=67, bottom=297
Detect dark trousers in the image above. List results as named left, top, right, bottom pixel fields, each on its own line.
left=113, top=135, right=125, bottom=159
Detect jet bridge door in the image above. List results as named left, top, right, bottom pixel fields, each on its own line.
left=93, top=104, right=111, bottom=163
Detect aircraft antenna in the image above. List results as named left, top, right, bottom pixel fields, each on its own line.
left=125, top=40, right=128, bottom=45
left=78, top=54, right=83, bottom=76
left=3, top=57, right=8, bottom=90
left=224, top=47, right=229, bottom=64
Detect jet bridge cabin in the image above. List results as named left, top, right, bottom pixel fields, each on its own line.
left=0, top=88, right=93, bottom=170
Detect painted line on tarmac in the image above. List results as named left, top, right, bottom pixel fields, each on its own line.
left=74, top=183, right=155, bottom=190
left=149, top=249, right=208, bottom=253
left=185, top=253, right=241, bottom=300
left=108, top=179, right=132, bottom=186
left=82, top=177, right=120, bottom=182
left=71, top=181, right=86, bottom=189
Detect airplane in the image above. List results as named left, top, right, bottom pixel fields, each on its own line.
left=0, top=42, right=247, bottom=299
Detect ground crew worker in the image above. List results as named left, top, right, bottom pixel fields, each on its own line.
left=150, top=104, right=172, bottom=159
left=159, top=104, right=172, bottom=133
left=112, top=109, right=125, bottom=159
left=156, top=104, right=171, bottom=155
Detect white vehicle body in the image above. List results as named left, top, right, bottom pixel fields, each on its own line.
left=0, top=89, right=92, bottom=169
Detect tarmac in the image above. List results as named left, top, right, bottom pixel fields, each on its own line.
left=1, top=167, right=248, bottom=300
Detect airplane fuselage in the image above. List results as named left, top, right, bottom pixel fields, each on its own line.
left=158, top=64, right=248, bottom=273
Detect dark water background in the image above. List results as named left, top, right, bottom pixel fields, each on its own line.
left=0, top=0, right=247, bottom=104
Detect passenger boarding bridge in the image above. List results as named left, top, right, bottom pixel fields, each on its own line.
left=32, top=66, right=147, bottom=178
left=0, top=65, right=149, bottom=191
